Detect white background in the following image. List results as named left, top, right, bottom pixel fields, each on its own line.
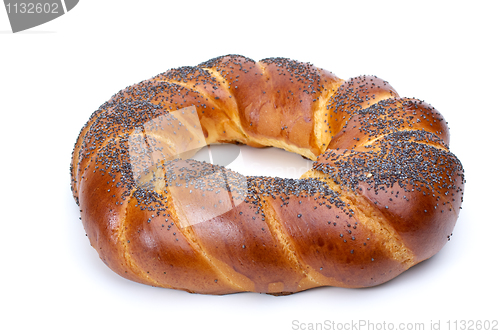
left=1, top=1, right=499, bottom=333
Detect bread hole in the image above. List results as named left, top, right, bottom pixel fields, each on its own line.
left=220, top=145, right=313, bottom=179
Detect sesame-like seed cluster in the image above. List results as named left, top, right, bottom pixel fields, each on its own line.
left=314, top=133, right=464, bottom=198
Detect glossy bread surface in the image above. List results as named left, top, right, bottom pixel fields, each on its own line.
left=71, top=55, right=464, bottom=294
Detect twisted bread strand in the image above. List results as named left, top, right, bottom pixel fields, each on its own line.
left=71, top=55, right=464, bottom=295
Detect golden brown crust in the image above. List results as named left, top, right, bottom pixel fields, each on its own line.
left=71, top=55, right=464, bottom=295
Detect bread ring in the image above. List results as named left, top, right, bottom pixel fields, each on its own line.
left=71, top=55, right=464, bottom=295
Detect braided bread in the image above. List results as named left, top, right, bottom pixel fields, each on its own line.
left=71, top=55, right=464, bottom=295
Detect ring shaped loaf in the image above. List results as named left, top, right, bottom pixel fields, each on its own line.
left=71, top=55, right=464, bottom=295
